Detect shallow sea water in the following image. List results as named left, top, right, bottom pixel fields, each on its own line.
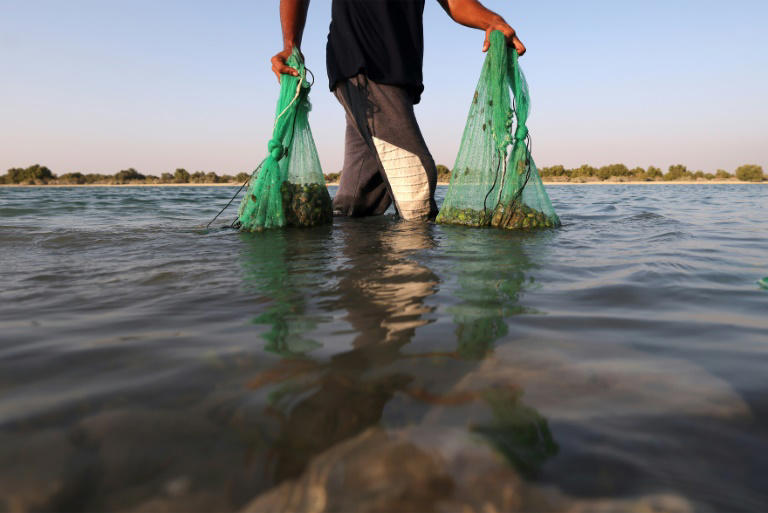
left=1, top=184, right=767, bottom=512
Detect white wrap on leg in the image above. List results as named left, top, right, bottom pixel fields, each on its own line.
left=372, top=136, right=431, bottom=220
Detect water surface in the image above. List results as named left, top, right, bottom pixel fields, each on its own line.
left=1, top=184, right=766, bottom=512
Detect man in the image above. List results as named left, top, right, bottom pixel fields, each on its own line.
left=271, top=0, right=525, bottom=221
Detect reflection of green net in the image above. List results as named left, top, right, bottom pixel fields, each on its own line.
left=254, top=311, right=322, bottom=357
left=445, top=229, right=533, bottom=360
left=437, top=31, right=560, bottom=230
left=455, top=317, right=508, bottom=360
left=472, top=389, right=559, bottom=477
left=237, top=49, right=332, bottom=232
left=240, top=232, right=322, bottom=357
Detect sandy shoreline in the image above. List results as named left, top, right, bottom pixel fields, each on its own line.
left=0, top=180, right=764, bottom=188
left=538, top=180, right=766, bottom=186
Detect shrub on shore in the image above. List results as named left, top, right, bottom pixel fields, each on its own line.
left=664, top=164, right=690, bottom=181
left=715, top=169, right=732, bottom=179
left=645, top=167, right=663, bottom=180
left=4, top=164, right=54, bottom=184
left=58, top=172, right=87, bottom=184
left=436, top=165, right=452, bottom=183
left=173, top=168, right=190, bottom=183
left=84, top=173, right=111, bottom=184
left=114, top=168, right=145, bottom=184
left=735, top=164, right=764, bottom=182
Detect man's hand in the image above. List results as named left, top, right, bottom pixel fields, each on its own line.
left=482, top=18, right=526, bottom=56
left=272, top=0, right=310, bottom=82
left=271, top=47, right=300, bottom=83
left=437, top=0, right=527, bottom=56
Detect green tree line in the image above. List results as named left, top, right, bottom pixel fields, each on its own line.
left=0, top=166, right=344, bottom=186
left=536, top=163, right=765, bottom=183
left=1, top=163, right=764, bottom=185
left=0, top=166, right=249, bottom=185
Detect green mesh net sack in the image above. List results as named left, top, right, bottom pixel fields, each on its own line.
left=437, top=31, right=560, bottom=230
left=236, top=50, right=332, bottom=232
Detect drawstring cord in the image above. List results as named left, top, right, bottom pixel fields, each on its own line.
left=483, top=49, right=532, bottom=222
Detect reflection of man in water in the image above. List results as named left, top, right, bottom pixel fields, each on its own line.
left=250, top=220, right=440, bottom=481
left=334, top=221, right=439, bottom=346
left=271, top=0, right=526, bottom=220
left=247, top=221, right=557, bottom=488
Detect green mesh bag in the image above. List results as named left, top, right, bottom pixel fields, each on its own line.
left=236, top=50, right=332, bottom=232
left=437, top=31, right=560, bottom=230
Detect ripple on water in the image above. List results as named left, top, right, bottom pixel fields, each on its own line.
left=0, top=184, right=767, bottom=511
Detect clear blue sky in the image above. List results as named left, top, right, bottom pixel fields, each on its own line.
left=1, top=0, right=767, bottom=176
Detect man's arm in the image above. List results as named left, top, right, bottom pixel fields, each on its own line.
left=437, top=0, right=526, bottom=56
left=270, top=0, right=311, bottom=82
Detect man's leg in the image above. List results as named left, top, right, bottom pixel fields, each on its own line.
left=333, top=113, right=393, bottom=217
left=333, top=75, right=438, bottom=220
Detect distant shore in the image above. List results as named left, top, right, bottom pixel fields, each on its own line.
left=1, top=180, right=765, bottom=188
left=539, top=180, right=766, bottom=185
left=4, top=164, right=764, bottom=187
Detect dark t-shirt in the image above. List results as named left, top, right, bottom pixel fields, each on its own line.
left=326, top=0, right=426, bottom=104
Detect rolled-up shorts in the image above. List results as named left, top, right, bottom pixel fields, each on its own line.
left=332, top=74, right=438, bottom=220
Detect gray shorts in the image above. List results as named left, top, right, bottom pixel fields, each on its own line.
left=332, top=75, right=438, bottom=220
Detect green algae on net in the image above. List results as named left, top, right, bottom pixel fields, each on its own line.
left=280, top=182, right=333, bottom=228
left=491, top=202, right=560, bottom=230
left=239, top=181, right=333, bottom=232
left=438, top=204, right=560, bottom=231
left=436, top=206, right=492, bottom=227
